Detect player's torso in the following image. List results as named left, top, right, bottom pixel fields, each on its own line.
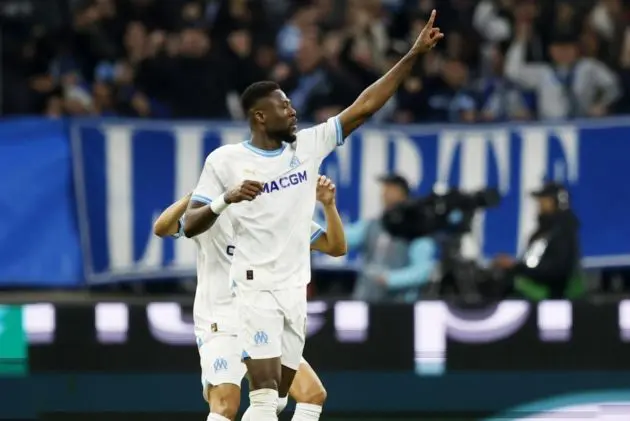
left=192, top=214, right=237, bottom=331
left=219, top=141, right=319, bottom=289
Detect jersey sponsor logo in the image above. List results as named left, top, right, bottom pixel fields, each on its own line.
left=226, top=245, right=235, bottom=256
left=262, top=170, right=307, bottom=194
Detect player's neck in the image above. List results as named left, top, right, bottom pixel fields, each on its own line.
left=249, top=133, right=283, bottom=151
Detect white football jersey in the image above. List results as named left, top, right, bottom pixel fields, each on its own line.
left=174, top=215, right=325, bottom=333
left=191, top=116, right=344, bottom=291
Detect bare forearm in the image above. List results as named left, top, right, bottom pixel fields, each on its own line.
left=356, top=52, right=421, bottom=116
left=322, top=203, right=347, bottom=255
left=338, top=9, right=442, bottom=137
left=153, top=194, right=190, bottom=237
left=183, top=205, right=219, bottom=238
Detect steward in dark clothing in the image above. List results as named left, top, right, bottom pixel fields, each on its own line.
left=493, top=182, right=584, bottom=300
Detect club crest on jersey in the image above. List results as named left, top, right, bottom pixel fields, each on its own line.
left=289, top=156, right=301, bottom=168
left=262, top=170, right=307, bottom=194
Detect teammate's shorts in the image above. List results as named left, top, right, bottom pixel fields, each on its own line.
left=197, top=328, right=247, bottom=397
left=236, top=285, right=307, bottom=371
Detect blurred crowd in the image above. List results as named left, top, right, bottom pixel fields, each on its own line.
left=3, top=0, right=630, bottom=123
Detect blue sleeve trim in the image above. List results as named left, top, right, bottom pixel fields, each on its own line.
left=334, top=116, right=344, bottom=146
left=171, top=217, right=185, bottom=239
left=191, top=194, right=212, bottom=205
left=310, top=228, right=325, bottom=244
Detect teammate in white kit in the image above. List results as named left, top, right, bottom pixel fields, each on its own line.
left=154, top=176, right=344, bottom=421
left=183, top=11, right=443, bottom=421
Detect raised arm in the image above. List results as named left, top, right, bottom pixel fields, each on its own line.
left=337, top=9, right=444, bottom=138
left=153, top=193, right=191, bottom=238
left=504, top=23, right=547, bottom=90
left=311, top=175, right=347, bottom=257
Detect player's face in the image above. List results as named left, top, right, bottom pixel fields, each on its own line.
left=263, top=90, right=298, bottom=143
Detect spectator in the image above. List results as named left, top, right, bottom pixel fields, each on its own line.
left=2, top=0, right=630, bottom=122
left=398, top=57, right=476, bottom=123
left=473, top=43, right=531, bottom=122
left=280, top=32, right=361, bottom=123
left=168, top=27, right=231, bottom=119
left=493, top=182, right=584, bottom=300
left=345, top=175, right=437, bottom=303
left=276, top=3, right=320, bottom=61
left=505, top=29, right=622, bottom=119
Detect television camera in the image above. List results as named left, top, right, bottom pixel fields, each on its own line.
left=381, top=187, right=502, bottom=298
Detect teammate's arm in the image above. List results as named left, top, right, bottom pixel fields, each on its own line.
left=153, top=193, right=191, bottom=237
left=311, top=176, right=346, bottom=257
left=337, top=10, right=444, bottom=138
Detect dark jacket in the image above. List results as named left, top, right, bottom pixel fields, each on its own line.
left=512, top=209, right=581, bottom=299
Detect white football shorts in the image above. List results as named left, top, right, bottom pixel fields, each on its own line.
left=197, top=329, right=247, bottom=396
left=236, top=285, right=307, bottom=371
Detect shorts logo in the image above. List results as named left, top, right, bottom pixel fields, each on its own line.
left=253, top=331, right=269, bottom=346
left=213, top=357, right=228, bottom=372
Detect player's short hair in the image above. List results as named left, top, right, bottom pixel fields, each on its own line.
left=240, top=81, right=280, bottom=112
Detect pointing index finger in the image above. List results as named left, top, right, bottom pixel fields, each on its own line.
left=426, top=9, right=436, bottom=28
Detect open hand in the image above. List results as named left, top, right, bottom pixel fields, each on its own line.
left=412, top=10, right=444, bottom=54
left=316, top=175, right=336, bottom=206
left=225, top=180, right=263, bottom=203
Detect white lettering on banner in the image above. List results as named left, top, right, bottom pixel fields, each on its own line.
left=307, top=301, right=328, bottom=338
left=391, top=131, right=423, bottom=197
left=146, top=303, right=194, bottom=345
left=537, top=300, right=572, bottom=341
left=360, top=130, right=389, bottom=220
left=173, top=127, right=205, bottom=268
left=25, top=300, right=629, bottom=359
left=359, top=131, right=423, bottom=221
left=23, top=303, right=55, bottom=344
left=218, top=127, right=250, bottom=146
left=516, top=126, right=578, bottom=254
left=437, top=130, right=511, bottom=259
left=103, top=125, right=134, bottom=271
left=21, top=301, right=360, bottom=344
left=95, top=302, right=128, bottom=343
left=618, top=300, right=630, bottom=341
left=413, top=300, right=578, bottom=376
left=103, top=125, right=165, bottom=272
left=334, top=301, right=369, bottom=342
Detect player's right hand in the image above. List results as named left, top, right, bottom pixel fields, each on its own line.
left=225, top=180, right=264, bottom=203
left=411, top=9, right=444, bottom=54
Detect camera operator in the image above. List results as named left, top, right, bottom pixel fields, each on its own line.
left=345, top=174, right=437, bottom=303
left=493, top=182, right=584, bottom=300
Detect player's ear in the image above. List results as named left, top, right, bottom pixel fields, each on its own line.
left=253, top=109, right=265, bottom=124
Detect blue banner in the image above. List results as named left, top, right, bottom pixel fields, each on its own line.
left=69, top=116, right=630, bottom=284
left=2, top=116, right=630, bottom=286
left=0, top=118, right=82, bottom=286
